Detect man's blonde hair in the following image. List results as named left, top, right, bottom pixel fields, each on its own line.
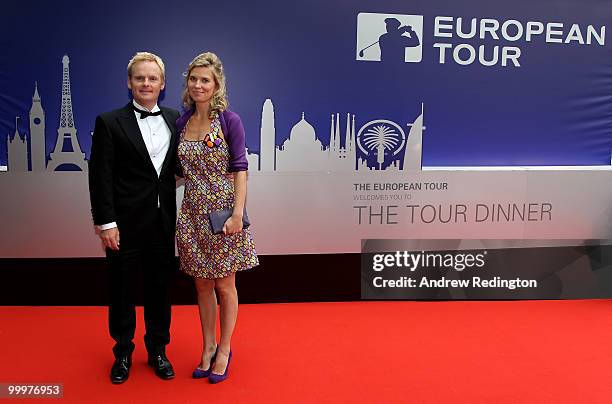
left=127, top=52, right=166, bottom=80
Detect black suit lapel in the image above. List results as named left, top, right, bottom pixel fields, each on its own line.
left=160, top=108, right=177, bottom=176
left=117, top=103, right=157, bottom=176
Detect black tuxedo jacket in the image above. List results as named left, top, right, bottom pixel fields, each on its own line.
left=88, top=102, right=180, bottom=248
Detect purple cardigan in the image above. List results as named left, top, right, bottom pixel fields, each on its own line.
left=176, top=108, right=248, bottom=172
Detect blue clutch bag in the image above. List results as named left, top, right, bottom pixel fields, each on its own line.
left=208, top=209, right=250, bottom=235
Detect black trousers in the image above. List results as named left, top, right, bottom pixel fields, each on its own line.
left=106, top=212, right=174, bottom=358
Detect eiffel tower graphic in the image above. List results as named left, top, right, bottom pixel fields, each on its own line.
left=47, top=55, right=87, bottom=171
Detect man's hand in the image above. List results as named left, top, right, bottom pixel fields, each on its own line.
left=100, top=228, right=120, bottom=250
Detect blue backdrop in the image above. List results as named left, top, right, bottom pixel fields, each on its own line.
left=2, top=0, right=611, bottom=168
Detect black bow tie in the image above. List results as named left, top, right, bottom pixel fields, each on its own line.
left=132, top=104, right=162, bottom=119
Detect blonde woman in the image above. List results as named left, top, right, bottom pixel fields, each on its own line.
left=175, top=52, right=258, bottom=383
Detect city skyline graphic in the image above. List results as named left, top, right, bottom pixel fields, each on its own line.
left=253, top=98, right=424, bottom=172
left=2, top=55, right=424, bottom=174
left=4, top=54, right=86, bottom=173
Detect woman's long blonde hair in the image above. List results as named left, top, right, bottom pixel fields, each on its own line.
left=182, top=52, right=228, bottom=113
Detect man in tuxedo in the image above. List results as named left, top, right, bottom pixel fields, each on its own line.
left=88, top=52, right=179, bottom=384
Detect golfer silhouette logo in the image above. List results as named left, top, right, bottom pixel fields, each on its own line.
left=356, top=13, right=423, bottom=63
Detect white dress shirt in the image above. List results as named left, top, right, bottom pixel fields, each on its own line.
left=98, top=101, right=172, bottom=231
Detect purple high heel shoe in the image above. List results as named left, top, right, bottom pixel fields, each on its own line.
left=192, top=350, right=217, bottom=379
left=208, top=350, right=232, bottom=384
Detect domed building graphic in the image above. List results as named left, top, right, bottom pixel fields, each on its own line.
left=274, top=112, right=356, bottom=172
left=255, top=98, right=423, bottom=172
left=257, top=98, right=359, bottom=172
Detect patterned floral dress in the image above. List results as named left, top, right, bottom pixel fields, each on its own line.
left=176, top=114, right=259, bottom=279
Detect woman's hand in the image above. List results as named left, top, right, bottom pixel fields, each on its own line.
left=223, top=214, right=243, bottom=235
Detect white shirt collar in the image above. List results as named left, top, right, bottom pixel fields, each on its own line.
left=132, top=100, right=160, bottom=113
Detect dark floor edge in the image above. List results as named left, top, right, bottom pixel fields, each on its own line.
left=0, top=254, right=360, bottom=305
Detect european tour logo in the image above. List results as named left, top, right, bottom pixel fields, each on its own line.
left=356, top=13, right=424, bottom=63
left=356, top=12, right=606, bottom=67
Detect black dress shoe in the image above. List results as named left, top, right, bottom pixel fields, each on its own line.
left=148, top=352, right=175, bottom=380
left=110, top=355, right=131, bottom=384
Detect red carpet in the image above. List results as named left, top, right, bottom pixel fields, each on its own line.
left=1, top=301, right=611, bottom=403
